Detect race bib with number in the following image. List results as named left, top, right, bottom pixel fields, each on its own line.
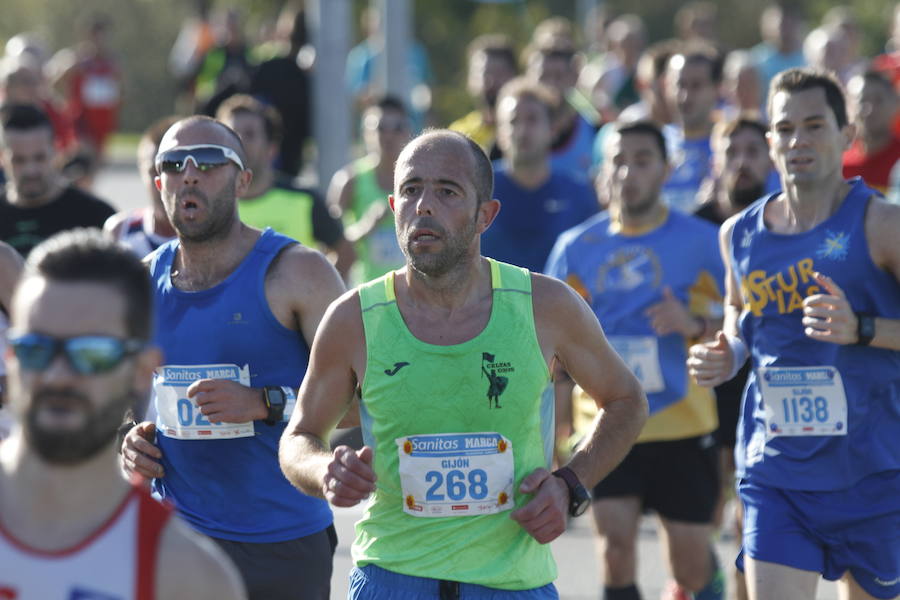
left=608, top=336, right=665, bottom=393
left=154, top=364, right=254, bottom=440
left=758, top=366, right=848, bottom=437
left=397, top=432, right=515, bottom=517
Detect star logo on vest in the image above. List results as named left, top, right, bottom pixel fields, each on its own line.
left=815, top=230, right=849, bottom=261
left=481, top=352, right=514, bottom=409
left=384, top=362, right=410, bottom=376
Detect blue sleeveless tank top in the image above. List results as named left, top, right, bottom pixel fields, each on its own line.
left=148, top=228, right=332, bottom=541
left=731, top=178, right=900, bottom=490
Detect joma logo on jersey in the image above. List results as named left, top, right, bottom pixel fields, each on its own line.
left=741, top=257, right=821, bottom=316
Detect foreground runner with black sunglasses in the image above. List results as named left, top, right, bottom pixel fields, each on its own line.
left=0, top=228, right=245, bottom=599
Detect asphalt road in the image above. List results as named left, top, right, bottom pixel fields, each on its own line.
left=93, top=162, right=840, bottom=600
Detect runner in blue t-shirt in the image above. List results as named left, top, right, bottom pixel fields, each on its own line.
left=689, top=68, right=900, bottom=600
left=661, top=44, right=722, bottom=214
left=548, top=120, right=725, bottom=600
left=483, top=78, right=597, bottom=273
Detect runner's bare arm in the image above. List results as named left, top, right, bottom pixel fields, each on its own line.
left=532, top=273, right=648, bottom=489
left=510, top=275, right=646, bottom=544
left=156, top=517, right=247, bottom=600
left=806, top=199, right=900, bottom=350
left=267, top=242, right=347, bottom=353
left=279, top=291, right=374, bottom=506
left=688, top=217, right=744, bottom=386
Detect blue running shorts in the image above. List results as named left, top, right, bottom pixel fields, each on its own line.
left=348, top=564, right=559, bottom=599
left=736, top=470, right=900, bottom=599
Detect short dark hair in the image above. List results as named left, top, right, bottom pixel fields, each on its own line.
left=613, top=120, right=668, bottom=163
left=712, top=115, right=768, bottom=148
left=22, top=229, right=153, bottom=340
left=370, top=94, right=408, bottom=116
left=638, top=39, right=683, bottom=84
left=496, top=77, right=560, bottom=121
left=856, top=69, right=895, bottom=94
left=138, top=115, right=181, bottom=163
left=0, top=103, right=54, bottom=145
left=670, top=42, right=723, bottom=84
left=216, top=94, right=284, bottom=144
left=467, top=34, right=517, bottom=73
left=768, top=67, right=848, bottom=129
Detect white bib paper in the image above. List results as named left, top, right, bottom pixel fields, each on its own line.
left=758, top=366, right=848, bottom=437
left=608, top=336, right=665, bottom=393
left=154, top=364, right=254, bottom=440
left=397, top=432, right=515, bottom=517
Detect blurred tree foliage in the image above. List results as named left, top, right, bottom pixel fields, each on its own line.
left=1, top=0, right=896, bottom=133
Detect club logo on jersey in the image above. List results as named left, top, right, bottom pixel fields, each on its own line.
left=481, top=352, right=514, bottom=409
left=596, top=246, right=662, bottom=293
left=815, top=230, right=849, bottom=261
left=741, top=257, right=821, bottom=316
left=384, top=362, right=410, bottom=376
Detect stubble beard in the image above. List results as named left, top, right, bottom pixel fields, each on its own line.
left=25, top=388, right=134, bottom=465
left=171, top=186, right=237, bottom=244
left=401, top=216, right=478, bottom=279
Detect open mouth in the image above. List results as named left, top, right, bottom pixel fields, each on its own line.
left=411, top=229, right=440, bottom=242
left=788, top=156, right=814, bottom=168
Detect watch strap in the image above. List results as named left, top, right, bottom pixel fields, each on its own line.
left=855, top=313, right=875, bottom=346
left=263, top=386, right=286, bottom=425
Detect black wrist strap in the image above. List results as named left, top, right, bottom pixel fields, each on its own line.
left=855, top=313, right=875, bottom=346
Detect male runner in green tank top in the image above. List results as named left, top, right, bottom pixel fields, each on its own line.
left=280, top=130, right=648, bottom=597
left=328, top=96, right=411, bottom=285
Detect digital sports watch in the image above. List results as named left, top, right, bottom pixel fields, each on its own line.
left=263, top=386, right=286, bottom=425
left=552, top=466, right=591, bottom=517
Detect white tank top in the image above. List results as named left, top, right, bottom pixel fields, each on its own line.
left=0, top=486, right=171, bottom=599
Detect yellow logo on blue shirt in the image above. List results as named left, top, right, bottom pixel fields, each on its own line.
left=741, top=257, right=822, bottom=316
left=815, top=230, right=849, bottom=261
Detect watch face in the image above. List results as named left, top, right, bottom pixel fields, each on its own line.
left=571, top=488, right=591, bottom=517
left=266, top=387, right=286, bottom=406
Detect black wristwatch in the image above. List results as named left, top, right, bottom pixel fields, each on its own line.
left=552, top=466, right=591, bottom=517
left=263, top=386, right=286, bottom=425
left=855, top=313, right=876, bottom=346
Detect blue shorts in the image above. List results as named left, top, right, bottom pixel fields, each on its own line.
left=736, top=470, right=900, bottom=600
left=348, top=564, right=559, bottom=599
